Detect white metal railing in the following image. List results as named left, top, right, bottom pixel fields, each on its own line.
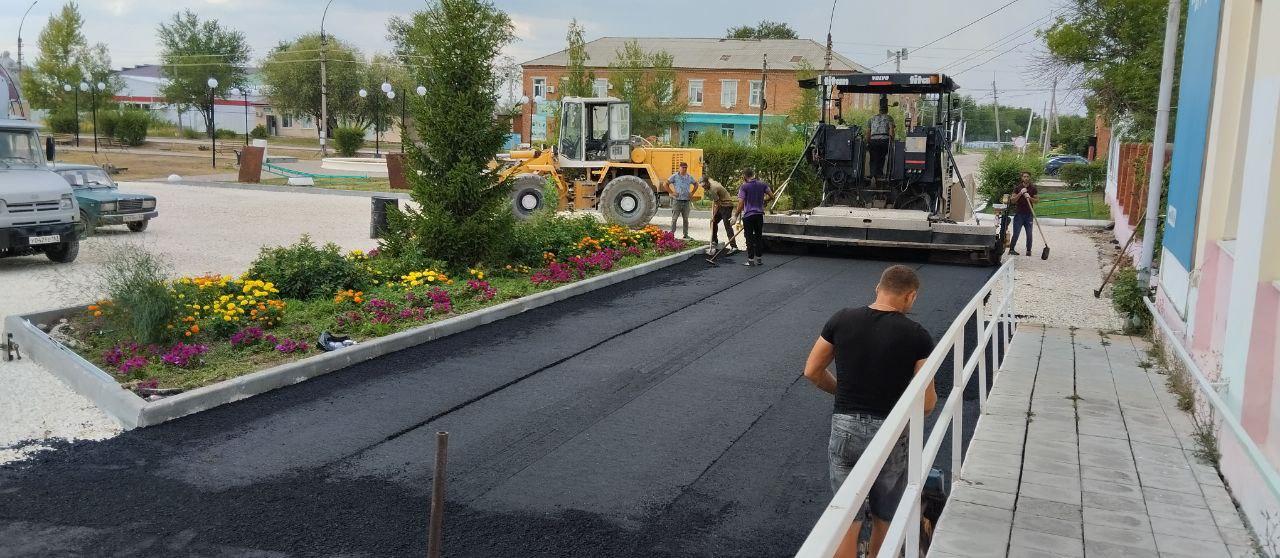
left=796, top=258, right=1019, bottom=558
left=1143, top=297, right=1280, bottom=502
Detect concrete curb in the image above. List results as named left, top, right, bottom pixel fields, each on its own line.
left=4, top=247, right=702, bottom=429
left=131, top=179, right=412, bottom=200
left=973, top=214, right=1111, bottom=228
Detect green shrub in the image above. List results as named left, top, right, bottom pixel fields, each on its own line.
left=1111, top=266, right=1151, bottom=333
left=334, top=126, right=365, bottom=157
left=47, top=110, right=80, bottom=135
left=507, top=213, right=606, bottom=266
left=695, top=133, right=822, bottom=210
left=250, top=124, right=268, bottom=139
left=97, top=245, right=179, bottom=344
left=1059, top=159, right=1107, bottom=191
left=978, top=150, right=1044, bottom=206
left=247, top=236, right=368, bottom=300
left=97, top=111, right=120, bottom=139
left=114, top=111, right=150, bottom=146
left=214, top=128, right=239, bottom=140
left=181, top=128, right=203, bottom=140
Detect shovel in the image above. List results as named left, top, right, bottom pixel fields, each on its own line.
left=1021, top=191, right=1050, bottom=260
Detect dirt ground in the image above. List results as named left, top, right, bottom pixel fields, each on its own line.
left=56, top=150, right=238, bottom=180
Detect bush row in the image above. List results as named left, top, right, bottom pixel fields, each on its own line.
left=977, top=150, right=1045, bottom=206
left=47, top=109, right=150, bottom=146
left=693, top=133, right=823, bottom=210
left=1058, top=159, right=1108, bottom=191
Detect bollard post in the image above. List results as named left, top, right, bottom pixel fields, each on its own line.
left=428, top=431, right=448, bottom=558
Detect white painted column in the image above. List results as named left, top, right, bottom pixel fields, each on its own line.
left=1220, top=0, right=1280, bottom=412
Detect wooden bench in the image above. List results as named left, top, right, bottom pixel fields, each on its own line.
left=98, top=137, right=130, bottom=151
left=51, top=133, right=76, bottom=146
left=214, top=142, right=240, bottom=156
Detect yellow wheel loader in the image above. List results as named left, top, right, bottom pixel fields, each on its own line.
left=498, top=96, right=703, bottom=228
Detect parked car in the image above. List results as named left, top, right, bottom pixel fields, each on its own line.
left=52, top=163, right=157, bottom=235
left=1045, top=155, right=1089, bottom=175
left=0, top=121, right=80, bottom=263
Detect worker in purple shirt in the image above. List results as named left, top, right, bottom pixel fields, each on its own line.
left=734, top=168, right=773, bottom=267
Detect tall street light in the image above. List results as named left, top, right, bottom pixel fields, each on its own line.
left=207, top=77, right=219, bottom=168
left=229, top=86, right=250, bottom=145
left=397, top=84, right=427, bottom=153
left=17, top=1, right=38, bottom=82
left=358, top=88, right=368, bottom=156
left=84, top=81, right=103, bottom=153
left=62, top=83, right=80, bottom=147
left=380, top=81, right=392, bottom=157
left=318, top=0, right=336, bottom=156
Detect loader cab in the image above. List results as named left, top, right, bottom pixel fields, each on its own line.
left=558, top=96, right=631, bottom=168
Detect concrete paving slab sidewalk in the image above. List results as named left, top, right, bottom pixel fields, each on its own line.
left=930, top=325, right=1261, bottom=557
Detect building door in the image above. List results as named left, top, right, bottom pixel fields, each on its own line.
left=687, top=130, right=699, bottom=145
left=266, top=115, right=278, bottom=136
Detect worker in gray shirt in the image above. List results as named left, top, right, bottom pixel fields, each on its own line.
left=866, top=96, right=895, bottom=179
left=663, top=162, right=700, bottom=239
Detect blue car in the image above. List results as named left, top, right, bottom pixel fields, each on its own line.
left=1044, top=155, right=1089, bottom=176
left=52, top=163, right=158, bottom=235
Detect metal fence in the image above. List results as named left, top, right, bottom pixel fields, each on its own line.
left=795, top=258, right=1018, bottom=557
left=1035, top=189, right=1098, bottom=219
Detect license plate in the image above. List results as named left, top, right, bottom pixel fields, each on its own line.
left=123, top=214, right=144, bottom=222
left=28, top=235, right=60, bottom=245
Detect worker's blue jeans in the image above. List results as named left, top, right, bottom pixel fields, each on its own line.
left=1010, top=213, right=1033, bottom=253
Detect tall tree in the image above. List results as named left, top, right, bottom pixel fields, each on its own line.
left=20, top=2, right=118, bottom=111
left=259, top=34, right=364, bottom=143
left=562, top=19, right=593, bottom=98
left=726, top=20, right=798, bottom=40
left=1039, top=0, right=1181, bottom=135
left=385, top=0, right=515, bottom=266
left=608, top=41, right=685, bottom=138
left=157, top=10, right=250, bottom=138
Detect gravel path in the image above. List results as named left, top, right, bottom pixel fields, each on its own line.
left=1004, top=224, right=1123, bottom=331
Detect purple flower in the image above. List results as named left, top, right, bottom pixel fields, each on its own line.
left=160, top=342, right=209, bottom=368
left=230, top=326, right=266, bottom=347
left=273, top=338, right=309, bottom=354
left=121, top=356, right=149, bottom=374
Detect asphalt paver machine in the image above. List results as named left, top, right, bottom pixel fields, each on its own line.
left=763, top=73, right=1003, bottom=265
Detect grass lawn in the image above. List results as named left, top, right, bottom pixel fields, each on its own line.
left=261, top=176, right=396, bottom=192
left=981, top=189, right=1109, bottom=220
left=57, top=150, right=238, bottom=180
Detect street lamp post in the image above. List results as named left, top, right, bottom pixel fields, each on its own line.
left=207, top=77, right=219, bottom=168
left=397, top=84, right=426, bottom=153
left=319, top=0, right=336, bottom=156
left=379, top=81, right=392, bottom=157
left=17, top=1, right=38, bottom=82
left=230, top=87, right=250, bottom=145
left=62, top=83, right=80, bottom=147
left=84, top=81, right=103, bottom=153
left=358, top=88, right=374, bottom=156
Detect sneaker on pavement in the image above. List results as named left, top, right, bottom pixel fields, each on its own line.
left=1008, top=249, right=1020, bottom=256
left=743, top=260, right=755, bottom=267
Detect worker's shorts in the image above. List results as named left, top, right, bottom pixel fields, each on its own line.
left=829, top=412, right=909, bottom=521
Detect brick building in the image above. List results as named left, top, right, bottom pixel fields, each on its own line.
left=515, top=37, right=871, bottom=145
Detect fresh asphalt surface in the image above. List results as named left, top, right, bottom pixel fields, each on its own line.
left=0, top=252, right=996, bottom=557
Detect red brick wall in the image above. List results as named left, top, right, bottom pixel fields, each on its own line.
left=514, top=65, right=876, bottom=143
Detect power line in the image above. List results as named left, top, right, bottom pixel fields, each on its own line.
left=871, top=0, right=1025, bottom=69
left=953, top=38, right=1039, bottom=77
left=938, top=12, right=1054, bottom=72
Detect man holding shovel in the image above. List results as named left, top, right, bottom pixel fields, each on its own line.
left=1008, top=171, right=1039, bottom=256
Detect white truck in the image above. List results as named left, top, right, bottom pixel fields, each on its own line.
left=0, top=62, right=80, bottom=263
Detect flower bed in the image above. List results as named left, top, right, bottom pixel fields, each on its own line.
left=61, top=223, right=694, bottom=394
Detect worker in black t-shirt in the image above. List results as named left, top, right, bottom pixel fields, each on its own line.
left=802, top=264, right=937, bottom=558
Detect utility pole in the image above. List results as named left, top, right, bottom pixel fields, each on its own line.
left=17, top=1, right=38, bottom=84
left=1022, top=106, right=1035, bottom=153
left=1138, top=0, right=1181, bottom=283
left=991, top=81, right=1001, bottom=144
left=822, top=22, right=833, bottom=124
left=886, top=48, right=908, bottom=72
left=756, top=54, right=767, bottom=147
left=1044, top=78, right=1056, bottom=152
left=318, top=0, right=335, bottom=156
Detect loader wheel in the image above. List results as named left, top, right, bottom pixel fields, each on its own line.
left=598, top=175, right=657, bottom=228
left=510, top=173, right=547, bottom=220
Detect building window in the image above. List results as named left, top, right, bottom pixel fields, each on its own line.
left=687, top=130, right=700, bottom=144
left=749, top=124, right=759, bottom=141
left=592, top=78, right=609, bottom=98
left=532, top=77, right=547, bottom=99
left=301, top=116, right=314, bottom=129
left=720, top=124, right=735, bottom=139
left=749, top=80, right=764, bottom=108
left=720, top=80, right=738, bottom=108
left=282, top=114, right=293, bottom=128
left=688, top=80, right=704, bottom=106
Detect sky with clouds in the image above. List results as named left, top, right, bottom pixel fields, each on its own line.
left=1, top=0, right=1083, bottom=116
